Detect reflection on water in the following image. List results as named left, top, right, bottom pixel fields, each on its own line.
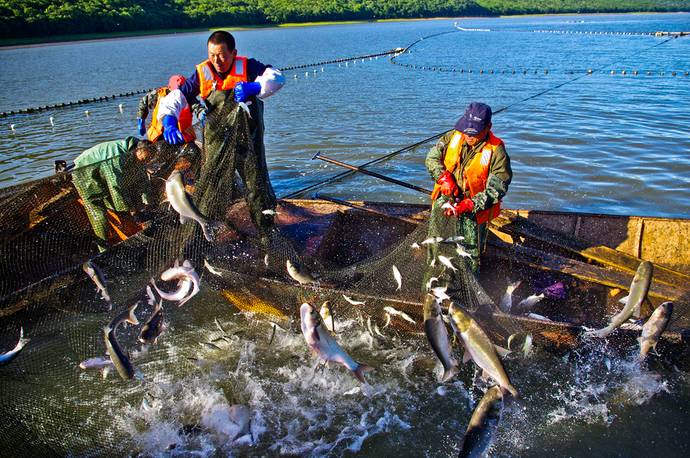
left=1, top=13, right=689, bottom=217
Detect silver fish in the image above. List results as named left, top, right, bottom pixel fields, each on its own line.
left=79, top=356, right=113, bottom=370
left=499, top=280, right=521, bottom=313
left=411, top=242, right=421, bottom=249
left=138, top=301, right=164, bottom=345
left=591, top=261, right=653, bottom=338
left=103, top=302, right=139, bottom=380
left=423, top=295, right=459, bottom=382
left=286, top=259, right=315, bottom=285
left=431, top=285, right=450, bottom=302
left=444, top=235, right=465, bottom=243
left=153, top=260, right=200, bottom=306
left=525, top=312, right=551, bottom=321
left=0, top=327, right=30, bottom=366
left=392, top=265, right=402, bottom=290
left=426, top=277, right=439, bottom=290
left=165, top=170, right=221, bottom=242
left=438, top=255, right=457, bottom=272
left=515, top=293, right=544, bottom=312
left=383, top=306, right=416, bottom=324
left=455, top=244, right=472, bottom=258
left=342, top=294, right=365, bottom=306
left=459, top=386, right=503, bottom=457
left=261, top=209, right=279, bottom=216
left=448, top=303, right=518, bottom=397
left=320, top=301, right=336, bottom=333
left=421, top=237, right=444, bottom=245
left=83, top=260, right=112, bottom=307
left=639, top=301, right=673, bottom=359
left=203, top=259, right=223, bottom=276
left=300, top=303, right=372, bottom=383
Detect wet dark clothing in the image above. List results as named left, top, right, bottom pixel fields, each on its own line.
left=193, top=90, right=276, bottom=239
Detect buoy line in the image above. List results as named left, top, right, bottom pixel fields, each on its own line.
left=1, top=48, right=404, bottom=119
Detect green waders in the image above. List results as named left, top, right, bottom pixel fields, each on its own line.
left=422, top=196, right=488, bottom=295
left=194, top=90, right=277, bottom=242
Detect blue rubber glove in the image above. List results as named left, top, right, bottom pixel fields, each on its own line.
left=198, top=110, right=207, bottom=128
left=137, top=118, right=146, bottom=136
left=234, top=82, right=261, bottom=102
left=162, top=115, right=184, bottom=145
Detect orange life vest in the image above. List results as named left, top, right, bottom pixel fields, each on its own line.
left=147, top=87, right=196, bottom=143
left=431, top=130, right=503, bottom=224
left=196, top=56, right=248, bottom=99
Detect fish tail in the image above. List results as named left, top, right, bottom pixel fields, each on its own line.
left=441, top=363, right=460, bottom=383
left=201, top=220, right=223, bottom=242
left=127, top=303, right=140, bottom=326
left=504, top=384, right=519, bottom=398
left=352, top=363, right=374, bottom=383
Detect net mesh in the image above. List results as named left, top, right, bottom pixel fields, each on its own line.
left=1, top=96, right=686, bottom=454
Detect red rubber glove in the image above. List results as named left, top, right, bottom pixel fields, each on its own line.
left=444, top=198, right=474, bottom=217
left=436, top=171, right=459, bottom=197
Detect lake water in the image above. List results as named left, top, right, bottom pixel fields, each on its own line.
left=1, top=12, right=690, bottom=457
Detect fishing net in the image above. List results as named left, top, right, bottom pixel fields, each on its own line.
left=2, top=92, right=687, bottom=454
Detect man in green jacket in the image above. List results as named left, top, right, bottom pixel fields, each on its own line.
left=71, top=137, right=156, bottom=251
left=425, top=102, right=512, bottom=276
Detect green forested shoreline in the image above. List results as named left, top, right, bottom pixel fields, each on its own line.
left=1, top=0, right=688, bottom=40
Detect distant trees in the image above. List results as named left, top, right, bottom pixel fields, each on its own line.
left=1, top=0, right=688, bottom=39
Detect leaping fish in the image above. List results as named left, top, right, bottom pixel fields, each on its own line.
left=83, top=260, right=112, bottom=309
left=0, top=327, right=30, bottom=366
left=392, top=265, right=402, bottom=291
left=342, top=295, right=365, bottom=306
left=300, top=303, right=372, bottom=383
left=448, top=303, right=518, bottom=397
left=421, top=237, right=444, bottom=245
left=438, top=255, right=457, bottom=272
left=320, top=301, right=336, bottom=333
left=383, top=306, right=416, bottom=324
left=286, top=259, right=315, bottom=285
left=165, top=170, right=221, bottom=242
left=458, top=386, right=503, bottom=458
left=423, top=295, right=459, bottom=382
left=589, top=261, right=653, bottom=339
left=499, top=280, right=522, bottom=313
left=103, top=303, right=139, bottom=380
left=639, top=301, right=673, bottom=360
left=138, top=301, right=165, bottom=345
left=203, top=259, right=223, bottom=276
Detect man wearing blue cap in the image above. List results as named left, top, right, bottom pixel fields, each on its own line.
left=424, top=102, right=512, bottom=274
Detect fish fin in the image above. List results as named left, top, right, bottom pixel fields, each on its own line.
left=494, top=345, right=511, bottom=358
left=201, top=220, right=223, bottom=242
left=441, top=364, right=460, bottom=383
left=353, top=364, right=373, bottom=383
left=127, top=302, right=140, bottom=326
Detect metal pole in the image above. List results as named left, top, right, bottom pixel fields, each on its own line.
left=312, top=152, right=432, bottom=195
left=314, top=193, right=421, bottom=225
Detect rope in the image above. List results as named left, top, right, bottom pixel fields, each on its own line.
left=0, top=48, right=403, bottom=119
left=281, top=31, right=684, bottom=198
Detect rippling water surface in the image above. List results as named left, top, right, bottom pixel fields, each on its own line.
left=1, top=13, right=690, bottom=457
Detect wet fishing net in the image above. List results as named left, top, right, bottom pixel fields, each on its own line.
left=1, top=91, right=688, bottom=454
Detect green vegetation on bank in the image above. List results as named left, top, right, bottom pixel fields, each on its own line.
left=1, top=1, right=688, bottom=40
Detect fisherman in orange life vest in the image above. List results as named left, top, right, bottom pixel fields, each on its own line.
left=425, top=102, right=512, bottom=274
left=155, top=30, right=285, bottom=242
left=136, top=74, right=200, bottom=181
